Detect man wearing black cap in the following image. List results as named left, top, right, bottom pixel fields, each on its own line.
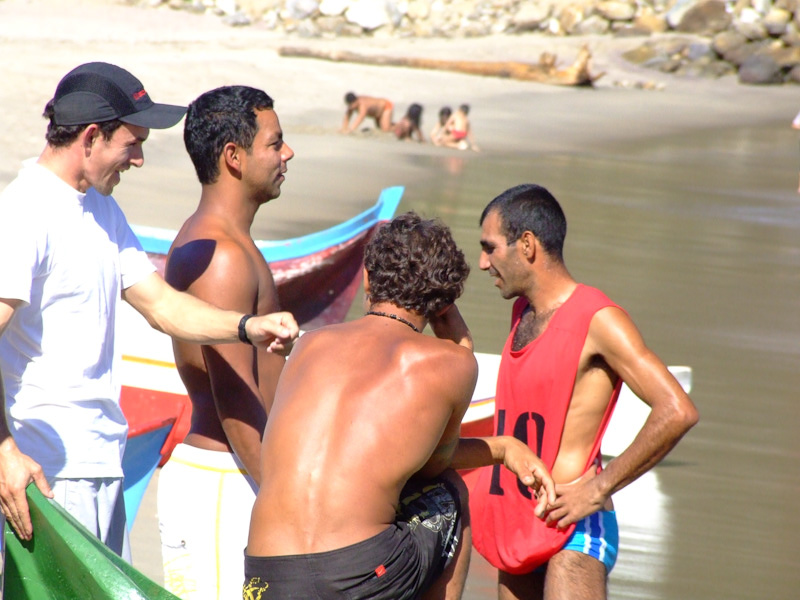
left=0, top=62, right=299, bottom=560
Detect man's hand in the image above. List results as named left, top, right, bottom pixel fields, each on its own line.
left=0, top=436, right=53, bottom=540
left=544, top=468, right=607, bottom=529
left=246, top=311, right=300, bottom=353
left=429, top=305, right=473, bottom=350
left=498, top=436, right=556, bottom=518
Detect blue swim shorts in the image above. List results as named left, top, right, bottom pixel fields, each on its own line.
left=562, top=510, right=619, bottom=573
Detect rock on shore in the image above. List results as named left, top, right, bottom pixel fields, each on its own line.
left=138, top=0, right=800, bottom=84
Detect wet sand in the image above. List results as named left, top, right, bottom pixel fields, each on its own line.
left=3, top=0, right=800, bottom=597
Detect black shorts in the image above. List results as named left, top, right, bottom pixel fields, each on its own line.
left=243, top=477, right=462, bottom=600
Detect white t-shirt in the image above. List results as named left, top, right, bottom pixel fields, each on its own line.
left=0, top=161, right=156, bottom=478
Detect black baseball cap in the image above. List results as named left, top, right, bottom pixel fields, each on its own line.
left=52, top=62, right=187, bottom=129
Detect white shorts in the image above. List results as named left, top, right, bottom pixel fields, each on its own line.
left=49, top=476, right=131, bottom=562
left=157, top=443, right=257, bottom=600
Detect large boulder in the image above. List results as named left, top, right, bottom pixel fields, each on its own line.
left=576, top=14, right=611, bottom=33
left=712, top=29, right=749, bottom=58
left=285, top=0, right=319, bottom=19
left=345, top=0, right=391, bottom=30
left=595, top=0, right=636, bottom=21
left=738, top=53, right=784, bottom=82
left=666, top=0, right=698, bottom=29
left=511, top=2, right=551, bottom=31
left=405, top=0, right=430, bottom=21
left=558, top=4, right=588, bottom=35
left=676, top=0, right=732, bottom=36
left=786, top=63, right=800, bottom=81
left=634, top=7, right=669, bottom=33
left=763, top=7, right=792, bottom=34
left=722, top=39, right=773, bottom=65
left=763, top=43, right=800, bottom=66
left=319, top=0, right=348, bottom=16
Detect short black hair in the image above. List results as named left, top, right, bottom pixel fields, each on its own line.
left=480, top=184, right=567, bottom=261
left=184, top=85, right=274, bottom=185
left=365, top=212, right=470, bottom=319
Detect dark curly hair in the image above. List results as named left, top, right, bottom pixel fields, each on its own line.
left=364, top=212, right=470, bottom=319
left=42, top=99, right=123, bottom=148
left=184, top=85, right=274, bottom=185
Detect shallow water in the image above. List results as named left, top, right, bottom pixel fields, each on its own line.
left=352, top=122, right=800, bottom=599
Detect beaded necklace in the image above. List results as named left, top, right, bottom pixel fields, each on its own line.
left=365, top=310, right=421, bottom=333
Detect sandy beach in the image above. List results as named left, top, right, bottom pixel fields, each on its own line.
left=2, top=0, right=798, bottom=242
left=2, top=0, right=799, bottom=596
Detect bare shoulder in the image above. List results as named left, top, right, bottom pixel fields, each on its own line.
left=586, top=305, right=643, bottom=353
left=167, top=223, right=258, bottom=299
left=427, top=335, right=477, bottom=366
left=292, top=324, right=477, bottom=388
left=584, top=303, right=675, bottom=388
left=411, top=336, right=478, bottom=395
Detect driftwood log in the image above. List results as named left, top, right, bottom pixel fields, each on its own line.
left=277, top=45, right=604, bottom=86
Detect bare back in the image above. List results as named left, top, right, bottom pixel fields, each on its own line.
left=166, top=212, right=284, bottom=482
left=446, top=110, right=469, bottom=135
left=343, top=96, right=394, bottom=132
left=247, top=317, right=476, bottom=556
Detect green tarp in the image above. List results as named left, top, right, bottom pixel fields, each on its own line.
left=3, top=485, right=179, bottom=599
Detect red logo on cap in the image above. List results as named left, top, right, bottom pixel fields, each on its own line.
left=133, top=89, right=147, bottom=100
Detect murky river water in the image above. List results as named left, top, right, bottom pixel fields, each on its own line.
left=343, top=122, right=800, bottom=599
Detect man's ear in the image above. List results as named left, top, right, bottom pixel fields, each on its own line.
left=362, top=268, right=370, bottom=298
left=519, top=230, right=537, bottom=261
left=80, top=124, right=100, bottom=156
left=222, top=142, right=242, bottom=176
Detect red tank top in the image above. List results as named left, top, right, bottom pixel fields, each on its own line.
left=470, top=284, right=623, bottom=573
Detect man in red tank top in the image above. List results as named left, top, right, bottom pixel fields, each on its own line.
left=471, top=184, right=699, bottom=600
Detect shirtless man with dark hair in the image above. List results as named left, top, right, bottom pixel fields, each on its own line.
left=157, top=85, right=297, bottom=600
left=341, top=91, right=395, bottom=133
left=244, top=212, right=555, bottom=600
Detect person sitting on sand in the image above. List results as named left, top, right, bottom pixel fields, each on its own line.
left=431, top=106, right=452, bottom=146
left=341, top=91, right=394, bottom=134
left=440, top=104, right=479, bottom=152
left=393, top=103, right=425, bottom=142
